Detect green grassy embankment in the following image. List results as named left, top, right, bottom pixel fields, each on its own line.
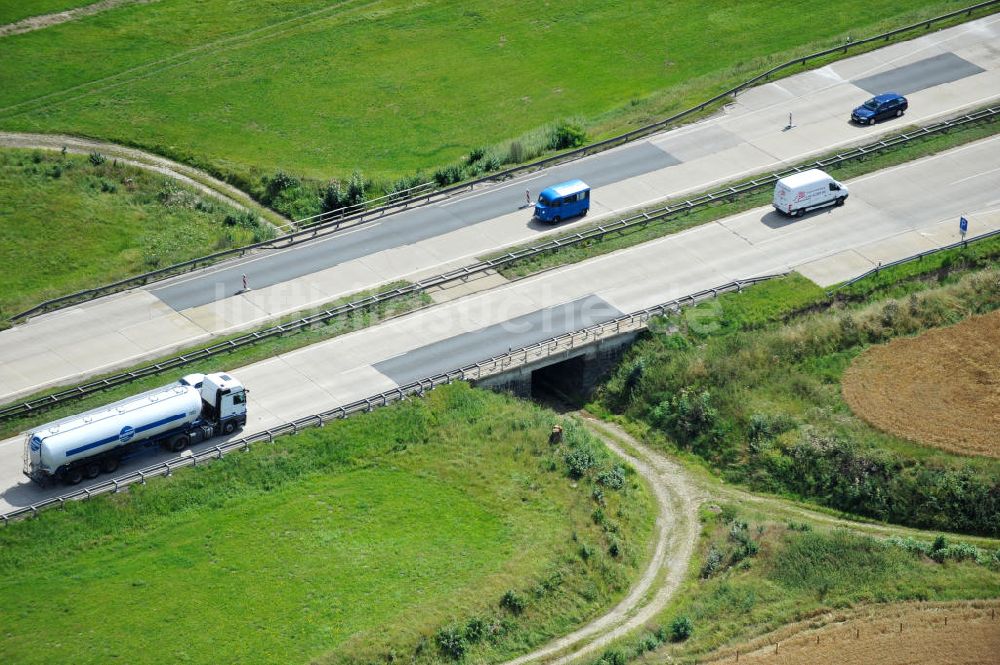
left=0, top=383, right=656, bottom=665
left=592, top=264, right=1000, bottom=536
left=0, top=148, right=272, bottom=319
left=0, top=0, right=987, bottom=216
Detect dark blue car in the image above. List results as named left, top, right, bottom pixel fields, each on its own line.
left=851, top=93, right=908, bottom=125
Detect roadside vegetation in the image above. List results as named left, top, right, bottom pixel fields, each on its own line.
left=587, top=504, right=1000, bottom=665
left=0, top=148, right=272, bottom=319
left=488, top=109, right=999, bottom=279
left=0, top=0, right=988, bottom=219
left=0, top=383, right=655, bottom=665
left=593, top=262, right=1000, bottom=536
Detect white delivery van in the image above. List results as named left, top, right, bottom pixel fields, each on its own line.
left=773, top=169, right=848, bottom=217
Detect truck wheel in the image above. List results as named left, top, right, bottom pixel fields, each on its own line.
left=63, top=468, right=84, bottom=485
left=553, top=215, right=561, bottom=223
left=835, top=197, right=846, bottom=207
left=223, top=421, right=236, bottom=435
left=169, top=434, right=190, bottom=452
left=84, top=462, right=101, bottom=479
left=101, top=457, right=120, bottom=474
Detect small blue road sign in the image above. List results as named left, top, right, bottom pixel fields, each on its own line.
left=960, top=216, right=968, bottom=236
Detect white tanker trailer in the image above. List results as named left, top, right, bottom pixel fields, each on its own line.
left=23, top=372, right=247, bottom=485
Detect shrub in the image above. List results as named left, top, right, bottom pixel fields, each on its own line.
left=669, top=615, right=693, bottom=642
left=434, top=164, right=465, bottom=186
left=500, top=589, right=525, bottom=615
left=651, top=389, right=721, bottom=447
left=565, top=447, right=596, bottom=478
left=467, top=146, right=488, bottom=164
left=597, top=465, right=625, bottom=490
left=263, top=170, right=299, bottom=202
left=435, top=625, right=466, bottom=660
left=701, top=546, right=723, bottom=578
left=345, top=170, right=367, bottom=207
left=88, top=151, right=107, bottom=166
left=482, top=153, right=503, bottom=172
left=600, top=647, right=626, bottom=665
left=321, top=181, right=346, bottom=213
left=549, top=121, right=586, bottom=150
left=747, top=413, right=794, bottom=450
left=464, top=617, right=486, bottom=643
left=506, top=140, right=525, bottom=164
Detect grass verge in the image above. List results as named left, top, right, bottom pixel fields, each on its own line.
left=486, top=109, right=1000, bottom=280
left=0, top=383, right=656, bottom=665
left=0, top=147, right=273, bottom=320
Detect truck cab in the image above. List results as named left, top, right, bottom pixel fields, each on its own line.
left=200, top=372, right=248, bottom=434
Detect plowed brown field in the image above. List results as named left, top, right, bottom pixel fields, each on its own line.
left=841, top=310, right=1000, bottom=458
left=702, top=601, right=1000, bottom=665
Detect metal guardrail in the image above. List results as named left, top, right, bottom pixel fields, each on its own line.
left=9, top=0, right=997, bottom=323
left=0, top=274, right=781, bottom=525
left=2, top=105, right=996, bottom=424
left=274, top=181, right=437, bottom=233
left=829, top=228, right=1000, bottom=293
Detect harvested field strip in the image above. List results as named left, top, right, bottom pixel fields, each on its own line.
left=0, top=1, right=154, bottom=38
left=842, top=310, right=1000, bottom=458
left=702, top=600, right=1000, bottom=665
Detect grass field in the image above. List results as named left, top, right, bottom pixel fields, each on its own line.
left=0, top=0, right=979, bottom=187
left=0, top=147, right=271, bottom=318
left=0, top=383, right=655, bottom=665
left=843, top=310, right=1000, bottom=458
left=700, top=601, right=1000, bottom=665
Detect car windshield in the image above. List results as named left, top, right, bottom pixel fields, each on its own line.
left=538, top=194, right=553, bottom=205
left=863, top=99, right=879, bottom=110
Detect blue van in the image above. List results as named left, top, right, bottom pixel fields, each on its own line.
left=533, top=179, right=590, bottom=223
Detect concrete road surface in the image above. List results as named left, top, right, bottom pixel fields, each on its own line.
left=2, top=135, right=998, bottom=514
left=1, top=15, right=999, bottom=404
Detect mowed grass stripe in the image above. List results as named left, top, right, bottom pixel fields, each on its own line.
left=0, top=0, right=978, bottom=182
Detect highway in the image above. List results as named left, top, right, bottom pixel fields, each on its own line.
left=2, top=133, right=999, bottom=514
left=1, top=15, right=998, bottom=404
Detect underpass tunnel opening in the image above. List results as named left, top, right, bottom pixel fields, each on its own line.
left=531, top=356, right=588, bottom=406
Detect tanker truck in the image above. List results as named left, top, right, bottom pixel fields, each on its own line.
left=23, top=372, right=247, bottom=486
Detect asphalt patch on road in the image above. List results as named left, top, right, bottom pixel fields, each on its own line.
left=851, top=52, right=984, bottom=96
left=374, top=294, right=623, bottom=385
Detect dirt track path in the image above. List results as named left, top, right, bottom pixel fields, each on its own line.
left=499, top=416, right=701, bottom=665
left=0, top=131, right=286, bottom=226
left=505, top=416, right=1000, bottom=665
left=0, top=0, right=157, bottom=37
